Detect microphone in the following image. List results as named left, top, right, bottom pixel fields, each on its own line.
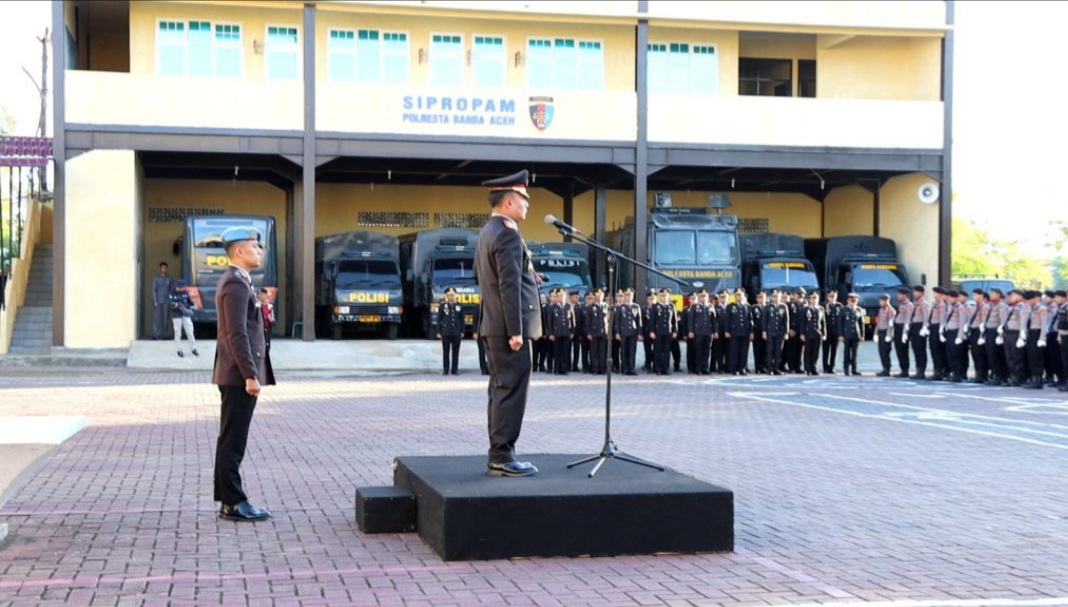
left=544, top=214, right=583, bottom=235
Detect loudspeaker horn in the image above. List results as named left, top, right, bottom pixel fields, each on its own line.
left=918, top=182, right=940, bottom=205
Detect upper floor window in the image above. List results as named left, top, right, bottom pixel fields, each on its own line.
left=266, top=25, right=300, bottom=80
left=430, top=33, right=463, bottom=86
left=648, top=42, right=718, bottom=94
left=156, top=20, right=243, bottom=78
left=739, top=57, right=792, bottom=97
left=472, top=35, right=505, bottom=88
left=798, top=59, right=816, bottom=98
left=328, top=29, right=409, bottom=84
left=527, top=38, right=603, bottom=91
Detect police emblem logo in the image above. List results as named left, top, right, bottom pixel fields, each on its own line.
left=529, top=96, right=554, bottom=131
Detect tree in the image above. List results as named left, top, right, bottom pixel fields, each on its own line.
left=0, top=105, right=15, bottom=135
left=951, top=217, right=999, bottom=277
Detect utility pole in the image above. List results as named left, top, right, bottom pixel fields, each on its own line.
left=21, top=27, right=50, bottom=193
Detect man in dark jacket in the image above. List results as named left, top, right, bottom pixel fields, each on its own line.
left=474, top=170, right=543, bottom=477
left=213, top=226, right=275, bottom=522
left=437, top=287, right=465, bottom=375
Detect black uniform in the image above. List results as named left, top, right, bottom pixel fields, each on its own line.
left=786, top=298, right=804, bottom=373
left=652, top=302, right=678, bottom=375
left=549, top=301, right=574, bottom=375
left=585, top=301, right=609, bottom=374
left=535, top=301, right=551, bottom=372
left=572, top=300, right=586, bottom=372
left=472, top=305, right=488, bottom=375
left=687, top=302, right=715, bottom=375
left=1059, top=302, right=1068, bottom=390
left=823, top=300, right=843, bottom=373
left=725, top=300, right=752, bottom=374
left=682, top=303, right=696, bottom=373
left=714, top=300, right=728, bottom=373
left=614, top=301, right=642, bottom=375
left=800, top=305, right=827, bottom=375
left=474, top=213, right=543, bottom=467
left=642, top=300, right=656, bottom=372
left=763, top=302, right=789, bottom=374
left=750, top=302, right=767, bottom=373
left=838, top=305, right=864, bottom=375
left=437, top=298, right=464, bottom=375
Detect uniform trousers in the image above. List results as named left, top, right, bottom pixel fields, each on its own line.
left=215, top=385, right=258, bottom=506
left=619, top=335, right=638, bottom=374
left=572, top=337, right=582, bottom=371
left=712, top=334, right=725, bottom=372
left=842, top=337, right=860, bottom=373
left=670, top=338, right=681, bottom=370
left=877, top=329, right=893, bottom=372
left=1026, top=329, right=1045, bottom=381
left=753, top=334, right=767, bottom=373
left=985, top=328, right=1007, bottom=381
left=786, top=334, right=803, bottom=372
left=693, top=334, right=712, bottom=374
left=441, top=334, right=461, bottom=373
left=1003, top=329, right=1026, bottom=383
left=944, top=329, right=963, bottom=380
left=643, top=331, right=655, bottom=371
left=804, top=335, right=823, bottom=373
left=969, top=329, right=988, bottom=382
left=729, top=335, right=751, bottom=373
left=590, top=336, right=608, bottom=374
left=929, top=323, right=946, bottom=377
left=909, top=324, right=928, bottom=375
left=553, top=336, right=571, bottom=374
left=686, top=337, right=697, bottom=372
left=654, top=334, right=673, bottom=374
left=822, top=334, right=839, bottom=372
left=1061, top=334, right=1068, bottom=386
left=767, top=334, right=785, bottom=373
left=894, top=325, right=911, bottom=374
left=580, top=337, right=591, bottom=372
left=1044, top=333, right=1062, bottom=382
left=476, top=337, right=489, bottom=373
left=484, top=337, right=532, bottom=465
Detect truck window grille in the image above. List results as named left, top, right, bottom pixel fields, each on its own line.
left=738, top=218, right=769, bottom=234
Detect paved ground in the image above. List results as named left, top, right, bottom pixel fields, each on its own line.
left=1, top=356, right=1067, bottom=607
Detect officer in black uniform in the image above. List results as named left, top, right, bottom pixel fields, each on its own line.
left=687, top=288, right=715, bottom=375
left=786, top=287, right=806, bottom=373
left=839, top=293, right=865, bottom=376
left=471, top=304, right=489, bottom=375
left=682, top=293, right=696, bottom=373
left=725, top=289, right=752, bottom=375
left=751, top=290, right=767, bottom=373
left=473, top=169, right=542, bottom=477
left=642, top=290, right=657, bottom=372
left=822, top=290, right=843, bottom=374
left=534, top=292, right=550, bottom=372
left=585, top=288, right=608, bottom=374
left=800, top=291, right=827, bottom=375
left=548, top=288, right=574, bottom=375
left=436, top=286, right=464, bottom=375
left=651, top=288, right=678, bottom=375
left=763, top=289, right=789, bottom=375
left=568, top=290, right=583, bottom=372
left=713, top=291, right=729, bottom=373
left=579, top=291, right=595, bottom=373
left=614, top=288, right=643, bottom=375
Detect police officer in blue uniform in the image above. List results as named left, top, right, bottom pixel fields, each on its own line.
left=839, top=293, right=865, bottom=376
left=650, top=288, right=678, bottom=375
left=725, top=289, right=752, bottom=375
left=614, top=288, right=643, bottom=376
left=763, top=289, right=789, bottom=375
left=686, top=288, right=715, bottom=375
left=436, top=286, right=464, bottom=375
left=801, top=291, right=827, bottom=376
left=585, top=288, right=609, bottom=374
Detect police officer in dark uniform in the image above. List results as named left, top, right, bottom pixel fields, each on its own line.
left=579, top=291, right=595, bottom=373
left=786, top=287, right=806, bottom=373
left=548, top=288, right=574, bottom=375
left=751, top=290, right=767, bottom=373
left=642, top=290, right=657, bottom=372
left=569, top=291, right=583, bottom=372
left=473, top=170, right=542, bottom=477
left=615, top=288, right=643, bottom=376
left=763, top=289, right=789, bottom=375
left=671, top=295, right=683, bottom=373
left=725, top=289, right=752, bottom=375
left=822, top=290, right=843, bottom=374
left=801, top=291, right=827, bottom=376
left=436, top=286, right=464, bottom=375
left=471, top=304, right=489, bottom=375
left=585, top=288, right=608, bottom=374
left=839, top=293, right=864, bottom=376
left=651, top=288, right=678, bottom=375
left=687, top=288, right=715, bottom=375
left=682, top=293, right=697, bottom=373
left=714, top=291, right=729, bottom=373
left=213, top=226, right=275, bottom=522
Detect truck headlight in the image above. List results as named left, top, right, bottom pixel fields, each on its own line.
left=338, top=306, right=350, bottom=314
left=388, top=306, right=401, bottom=314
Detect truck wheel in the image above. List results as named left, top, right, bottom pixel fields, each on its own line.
left=331, top=322, right=342, bottom=340
left=387, top=324, right=399, bottom=340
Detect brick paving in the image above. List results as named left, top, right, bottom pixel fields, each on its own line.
left=0, top=365, right=1067, bottom=606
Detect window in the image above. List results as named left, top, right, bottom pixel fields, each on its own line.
left=739, top=58, right=792, bottom=97
left=649, top=42, right=718, bottom=94
left=266, top=25, right=299, bottom=80
left=381, top=32, right=409, bottom=84
left=156, top=20, right=243, bottom=78
left=798, top=59, right=816, bottom=98
left=328, top=29, right=409, bottom=84
left=430, top=33, right=463, bottom=86
left=526, top=37, right=603, bottom=90
left=328, top=29, right=357, bottom=82
left=472, top=35, right=505, bottom=88
left=691, top=45, right=718, bottom=93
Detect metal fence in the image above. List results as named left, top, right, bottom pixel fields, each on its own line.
left=0, top=136, right=52, bottom=275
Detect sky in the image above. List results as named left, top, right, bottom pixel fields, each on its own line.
left=1, top=0, right=1065, bottom=251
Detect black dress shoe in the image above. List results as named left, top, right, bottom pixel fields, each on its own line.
left=894, top=373, right=910, bottom=379
left=876, top=370, right=891, bottom=377
left=220, top=501, right=271, bottom=521
left=442, top=370, right=449, bottom=375
left=451, top=370, right=459, bottom=375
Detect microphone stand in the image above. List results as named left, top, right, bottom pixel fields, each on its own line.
left=554, top=226, right=692, bottom=478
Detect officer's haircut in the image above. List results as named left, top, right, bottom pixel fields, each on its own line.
left=878, top=294, right=890, bottom=301
left=990, top=288, right=1004, bottom=297
left=159, top=261, right=168, bottom=268
left=488, top=190, right=512, bottom=207
left=896, top=286, right=911, bottom=295
left=912, top=285, right=925, bottom=293
left=972, top=288, right=985, bottom=296
left=1055, top=290, right=1067, bottom=298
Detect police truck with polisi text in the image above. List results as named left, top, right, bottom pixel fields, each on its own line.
left=315, top=231, right=403, bottom=340
left=399, top=228, right=481, bottom=338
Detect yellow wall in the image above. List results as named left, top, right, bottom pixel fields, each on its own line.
left=647, top=1, right=947, bottom=32
left=0, top=199, right=41, bottom=354
left=817, top=35, right=941, bottom=100
left=823, top=184, right=874, bottom=237
left=879, top=172, right=939, bottom=287
left=65, top=150, right=140, bottom=348
left=39, top=202, right=54, bottom=244
left=648, top=26, right=739, bottom=94
left=141, top=179, right=289, bottom=336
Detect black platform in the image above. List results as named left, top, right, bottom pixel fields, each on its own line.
left=392, top=454, right=734, bottom=561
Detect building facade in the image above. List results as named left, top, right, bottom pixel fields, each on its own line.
left=52, top=0, right=952, bottom=347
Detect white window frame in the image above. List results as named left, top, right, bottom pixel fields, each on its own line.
left=380, top=31, right=410, bottom=85
left=575, top=39, right=604, bottom=91
left=429, top=32, right=464, bottom=87
left=155, top=18, right=244, bottom=78
left=212, top=23, right=244, bottom=78
left=525, top=37, right=554, bottom=89
left=525, top=36, right=603, bottom=91
left=327, top=28, right=358, bottom=82
left=264, top=24, right=301, bottom=81
left=156, top=19, right=188, bottom=76
left=471, top=34, right=506, bottom=88
left=647, top=40, right=719, bottom=94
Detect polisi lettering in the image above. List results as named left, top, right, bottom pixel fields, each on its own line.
left=205, top=255, right=230, bottom=267
left=347, top=291, right=390, bottom=303
left=455, top=293, right=481, bottom=304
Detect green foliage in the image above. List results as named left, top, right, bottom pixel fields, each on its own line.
left=0, top=105, right=14, bottom=136
left=952, top=217, right=1052, bottom=288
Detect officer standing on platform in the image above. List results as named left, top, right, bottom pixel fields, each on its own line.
left=650, top=288, right=678, bottom=375
left=614, top=288, right=642, bottom=375
left=910, top=285, right=932, bottom=380
left=725, top=289, right=753, bottom=375
left=968, top=289, right=990, bottom=384
left=437, top=286, right=464, bottom=375
left=893, top=286, right=914, bottom=378
left=822, top=290, right=843, bottom=374
left=875, top=294, right=896, bottom=376
left=687, top=289, right=715, bottom=375
left=213, top=226, right=275, bottom=522
left=585, top=288, right=608, bottom=374
left=839, top=293, right=864, bottom=376
left=751, top=291, right=768, bottom=374
left=473, top=169, right=542, bottom=477
left=984, top=288, right=1010, bottom=385
left=763, top=289, right=789, bottom=375
left=800, top=291, right=827, bottom=376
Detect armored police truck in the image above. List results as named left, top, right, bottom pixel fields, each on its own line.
left=180, top=214, right=279, bottom=330
left=399, top=228, right=480, bottom=339
left=608, top=207, right=740, bottom=311
left=804, top=236, right=910, bottom=338
left=526, top=242, right=594, bottom=298
left=740, top=233, right=819, bottom=300
left=314, top=231, right=403, bottom=340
